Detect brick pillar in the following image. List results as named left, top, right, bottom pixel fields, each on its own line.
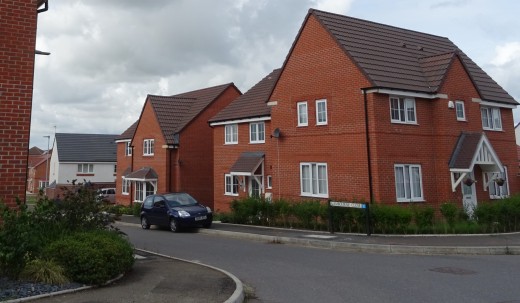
left=0, top=0, right=39, bottom=207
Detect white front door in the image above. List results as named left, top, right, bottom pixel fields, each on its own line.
left=462, top=174, right=477, bottom=217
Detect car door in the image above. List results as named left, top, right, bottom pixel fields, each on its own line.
left=151, top=197, right=168, bottom=226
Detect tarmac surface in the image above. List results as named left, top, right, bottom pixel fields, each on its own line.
left=10, top=215, right=520, bottom=303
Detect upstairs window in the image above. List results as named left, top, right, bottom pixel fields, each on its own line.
left=297, top=102, right=308, bottom=126
left=77, top=163, right=93, bottom=174
left=316, top=99, right=328, bottom=125
left=394, top=164, right=423, bottom=202
left=125, top=142, right=132, bottom=156
left=390, top=97, right=416, bottom=124
left=225, top=124, right=238, bottom=144
left=143, top=139, right=154, bottom=156
left=250, top=122, right=265, bottom=144
left=455, top=101, right=466, bottom=121
left=481, top=107, right=502, bottom=131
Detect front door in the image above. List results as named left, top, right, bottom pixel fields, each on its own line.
left=462, top=173, right=477, bottom=217
left=249, top=177, right=261, bottom=198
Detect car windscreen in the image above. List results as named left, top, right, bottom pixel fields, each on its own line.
left=164, top=193, right=198, bottom=207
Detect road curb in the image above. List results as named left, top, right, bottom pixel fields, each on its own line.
left=134, top=248, right=245, bottom=303
left=198, top=228, right=520, bottom=255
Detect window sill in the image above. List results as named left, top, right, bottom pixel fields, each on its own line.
left=483, top=128, right=503, bottom=132
left=300, top=193, right=329, bottom=199
left=297, top=124, right=308, bottom=127
left=77, top=173, right=94, bottom=176
left=225, top=193, right=239, bottom=197
left=224, top=142, right=238, bottom=145
left=143, top=154, right=154, bottom=157
left=391, top=121, right=418, bottom=125
left=249, top=141, right=265, bottom=144
left=122, top=193, right=129, bottom=196
left=396, top=199, right=425, bottom=203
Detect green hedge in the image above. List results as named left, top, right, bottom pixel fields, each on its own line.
left=44, top=230, right=134, bottom=285
left=220, top=195, right=520, bottom=234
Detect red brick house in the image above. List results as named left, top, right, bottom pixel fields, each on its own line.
left=27, top=148, right=51, bottom=193
left=0, top=0, right=48, bottom=207
left=115, top=121, right=138, bottom=205
left=213, top=9, right=518, bottom=214
left=116, top=83, right=241, bottom=208
left=210, top=69, right=281, bottom=212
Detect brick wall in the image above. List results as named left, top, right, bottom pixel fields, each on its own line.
left=115, top=140, right=132, bottom=205
left=269, top=14, right=372, bottom=204
left=213, top=120, right=272, bottom=213
left=180, top=85, right=241, bottom=209
left=0, top=0, right=39, bottom=207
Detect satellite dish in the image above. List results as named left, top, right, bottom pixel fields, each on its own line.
left=272, top=128, right=281, bottom=138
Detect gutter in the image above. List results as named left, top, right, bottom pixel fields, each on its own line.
left=362, top=88, right=374, bottom=204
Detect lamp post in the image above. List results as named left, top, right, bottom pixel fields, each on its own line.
left=43, top=135, right=50, bottom=188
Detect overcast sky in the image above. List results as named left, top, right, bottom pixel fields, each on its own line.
left=31, top=0, right=520, bottom=149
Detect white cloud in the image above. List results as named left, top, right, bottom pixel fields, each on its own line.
left=311, top=0, right=354, bottom=14
left=491, top=42, right=520, bottom=66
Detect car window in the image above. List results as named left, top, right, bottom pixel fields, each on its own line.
left=164, top=193, right=198, bottom=206
left=107, top=189, right=115, bottom=194
left=153, top=197, right=166, bottom=208
left=143, top=196, right=154, bottom=209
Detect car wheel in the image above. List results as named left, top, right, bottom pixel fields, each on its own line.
left=141, top=216, right=150, bottom=229
left=169, top=219, right=178, bottom=233
left=203, top=221, right=212, bottom=229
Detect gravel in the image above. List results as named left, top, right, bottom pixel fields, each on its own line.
left=0, top=277, right=84, bottom=302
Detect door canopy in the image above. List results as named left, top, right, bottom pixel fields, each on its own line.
left=448, top=132, right=503, bottom=192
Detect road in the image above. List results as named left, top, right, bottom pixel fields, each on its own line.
left=118, top=225, right=520, bottom=303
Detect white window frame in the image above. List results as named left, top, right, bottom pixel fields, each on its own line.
left=489, top=167, right=509, bottom=199
left=266, top=175, right=272, bottom=189
left=394, top=164, right=424, bottom=202
left=249, top=122, right=265, bottom=144
left=38, top=181, right=49, bottom=189
left=125, top=141, right=132, bottom=156
left=143, top=139, right=155, bottom=156
left=481, top=106, right=502, bottom=131
left=300, top=162, right=328, bottom=198
left=225, top=174, right=239, bottom=196
left=455, top=101, right=466, bottom=121
left=316, top=99, right=328, bottom=125
left=135, top=182, right=144, bottom=202
left=390, top=96, right=417, bottom=124
left=122, top=178, right=129, bottom=195
left=77, top=163, right=94, bottom=173
left=225, top=124, right=238, bottom=144
left=297, top=101, right=308, bottom=127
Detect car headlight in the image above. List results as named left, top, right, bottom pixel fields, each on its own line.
left=178, top=210, right=191, bottom=218
left=206, top=206, right=212, bottom=213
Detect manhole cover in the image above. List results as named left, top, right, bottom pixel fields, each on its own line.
left=429, top=267, right=477, bottom=275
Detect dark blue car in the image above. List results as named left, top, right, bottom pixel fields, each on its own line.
left=140, top=192, right=212, bottom=232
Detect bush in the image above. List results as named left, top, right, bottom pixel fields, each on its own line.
left=20, top=259, right=69, bottom=285
left=440, top=202, right=458, bottom=232
left=44, top=230, right=134, bottom=285
left=132, top=202, right=142, bottom=216
left=370, top=205, right=412, bottom=234
left=413, top=206, right=435, bottom=233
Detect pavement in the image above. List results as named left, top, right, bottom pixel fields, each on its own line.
left=12, top=215, right=520, bottom=303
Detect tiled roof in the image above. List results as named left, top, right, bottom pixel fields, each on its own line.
left=125, top=167, right=158, bottom=180
left=29, top=146, right=44, bottom=155
left=117, top=120, right=138, bottom=140
left=449, top=132, right=483, bottom=169
left=148, top=83, right=239, bottom=145
left=210, top=69, right=281, bottom=123
left=28, top=154, right=49, bottom=168
left=55, top=133, right=118, bottom=163
left=230, top=152, right=265, bottom=175
left=309, top=9, right=517, bottom=105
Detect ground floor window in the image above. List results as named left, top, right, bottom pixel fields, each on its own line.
left=225, top=174, right=239, bottom=196
left=122, top=178, right=129, bottom=195
left=300, top=162, right=328, bottom=198
left=134, top=181, right=156, bottom=202
left=38, top=181, right=49, bottom=189
left=489, top=167, right=509, bottom=199
left=394, top=164, right=423, bottom=202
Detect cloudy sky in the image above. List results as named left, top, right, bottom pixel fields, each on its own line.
left=31, top=0, right=520, bottom=149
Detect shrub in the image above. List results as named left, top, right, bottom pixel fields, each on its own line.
left=292, top=200, right=325, bottom=230
left=44, top=230, right=134, bottom=285
left=132, top=202, right=142, bottom=216
left=272, top=199, right=293, bottom=228
left=440, top=202, right=458, bottom=232
left=20, top=259, right=69, bottom=285
left=412, top=206, right=435, bottom=233
left=370, top=205, right=412, bottom=234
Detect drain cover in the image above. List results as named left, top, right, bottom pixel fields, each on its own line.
left=429, top=267, right=477, bottom=275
